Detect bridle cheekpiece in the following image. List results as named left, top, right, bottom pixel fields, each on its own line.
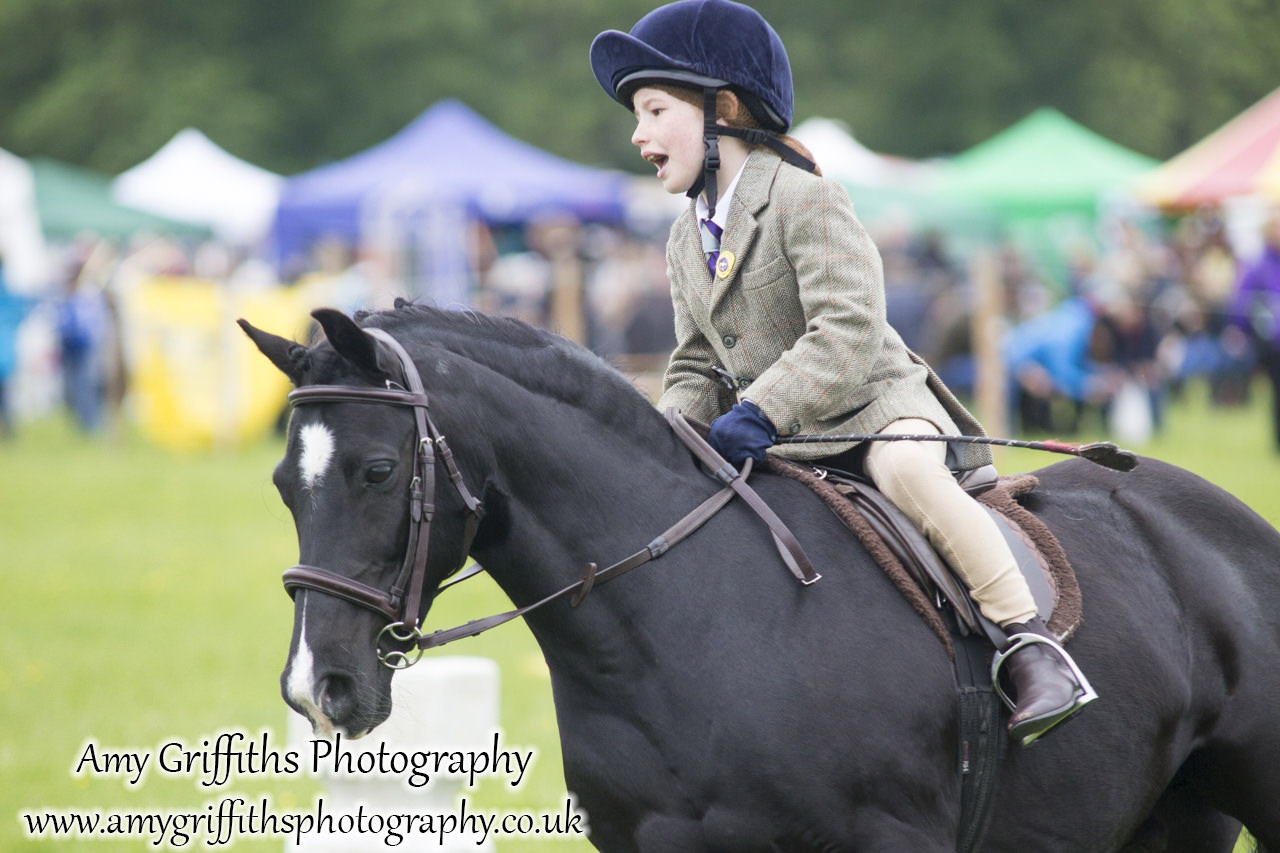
left=281, top=327, right=484, bottom=669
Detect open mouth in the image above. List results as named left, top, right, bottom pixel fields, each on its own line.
left=645, top=152, right=668, bottom=176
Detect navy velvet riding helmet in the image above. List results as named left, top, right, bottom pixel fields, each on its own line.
left=589, top=0, right=794, bottom=133
left=590, top=0, right=813, bottom=217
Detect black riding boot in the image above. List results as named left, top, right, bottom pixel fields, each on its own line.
left=998, top=617, right=1096, bottom=746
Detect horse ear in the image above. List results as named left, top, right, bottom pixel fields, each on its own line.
left=237, top=318, right=311, bottom=385
left=311, top=308, right=383, bottom=376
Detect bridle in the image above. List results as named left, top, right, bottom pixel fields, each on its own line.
left=281, top=327, right=484, bottom=669
left=279, top=328, right=822, bottom=672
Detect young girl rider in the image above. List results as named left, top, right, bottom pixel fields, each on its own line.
left=590, top=0, right=1095, bottom=744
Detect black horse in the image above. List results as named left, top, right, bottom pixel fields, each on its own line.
left=241, top=304, right=1280, bottom=852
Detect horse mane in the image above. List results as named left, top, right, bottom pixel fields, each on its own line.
left=354, top=301, right=665, bottom=434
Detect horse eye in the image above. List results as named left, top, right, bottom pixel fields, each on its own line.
left=366, top=461, right=395, bottom=484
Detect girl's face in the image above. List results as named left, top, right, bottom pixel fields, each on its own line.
left=631, top=86, right=705, bottom=195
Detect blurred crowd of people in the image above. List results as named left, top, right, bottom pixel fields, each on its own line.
left=4, top=205, right=1280, bottom=453
left=0, top=232, right=271, bottom=440
left=467, top=204, right=1280, bottom=455
left=874, top=208, right=1280, bottom=450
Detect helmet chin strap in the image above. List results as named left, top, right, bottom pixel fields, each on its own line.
left=688, top=87, right=722, bottom=218
left=687, top=86, right=817, bottom=220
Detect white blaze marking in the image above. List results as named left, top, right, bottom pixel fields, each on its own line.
left=287, top=594, right=334, bottom=735
left=298, top=422, right=335, bottom=490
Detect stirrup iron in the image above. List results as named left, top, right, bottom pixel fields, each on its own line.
left=991, top=632, right=1099, bottom=722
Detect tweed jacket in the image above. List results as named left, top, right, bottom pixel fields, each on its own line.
left=657, top=148, right=992, bottom=468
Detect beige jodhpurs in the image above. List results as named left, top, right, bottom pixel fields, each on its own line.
left=863, top=418, right=1038, bottom=627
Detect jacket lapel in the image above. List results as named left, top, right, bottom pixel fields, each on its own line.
left=709, top=150, right=779, bottom=309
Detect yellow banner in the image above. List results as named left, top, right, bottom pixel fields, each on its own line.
left=122, top=276, right=336, bottom=450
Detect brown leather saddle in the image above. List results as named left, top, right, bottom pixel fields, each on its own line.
left=765, top=458, right=1083, bottom=658
left=754, top=450, right=1084, bottom=850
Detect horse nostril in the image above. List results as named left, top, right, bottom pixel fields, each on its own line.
left=318, top=672, right=358, bottom=724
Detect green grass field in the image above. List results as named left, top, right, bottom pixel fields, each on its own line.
left=3, top=379, right=1275, bottom=852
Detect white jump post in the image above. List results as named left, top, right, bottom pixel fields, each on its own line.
left=285, top=656, right=501, bottom=852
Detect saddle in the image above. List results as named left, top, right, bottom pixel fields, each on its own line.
left=667, top=412, right=1084, bottom=844
left=762, top=457, right=1086, bottom=850
left=764, top=457, right=1083, bottom=660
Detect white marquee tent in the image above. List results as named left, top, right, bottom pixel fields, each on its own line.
left=0, top=147, right=50, bottom=291
left=112, top=128, right=283, bottom=245
left=789, top=118, right=995, bottom=240
left=791, top=117, right=936, bottom=188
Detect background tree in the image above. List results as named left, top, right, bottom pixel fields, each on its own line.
left=1, top=0, right=1278, bottom=176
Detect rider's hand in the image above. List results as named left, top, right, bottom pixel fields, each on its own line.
left=708, top=400, right=777, bottom=468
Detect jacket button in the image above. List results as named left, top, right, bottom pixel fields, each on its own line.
left=788, top=423, right=802, bottom=435
left=722, top=335, right=737, bottom=348
left=738, top=378, right=751, bottom=390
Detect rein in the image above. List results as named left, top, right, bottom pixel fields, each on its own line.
left=280, top=326, right=819, bottom=669
left=405, top=409, right=821, bottom=656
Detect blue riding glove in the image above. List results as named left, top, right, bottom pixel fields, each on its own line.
left=708, top=400, right=778, bottom=468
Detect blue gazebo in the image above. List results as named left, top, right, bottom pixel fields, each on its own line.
left=272, top=99, right=628, bottom=279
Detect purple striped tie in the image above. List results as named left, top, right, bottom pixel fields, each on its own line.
left=701, top=219, right=723, bottom=274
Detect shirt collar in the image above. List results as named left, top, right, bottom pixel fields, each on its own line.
left=695, top=162, right=745, bottom=231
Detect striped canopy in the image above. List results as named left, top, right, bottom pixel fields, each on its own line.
left=1136, top=85, right=1280, bottom=208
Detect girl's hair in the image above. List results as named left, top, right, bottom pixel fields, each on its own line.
left=654, top=84, right=822, bottom=177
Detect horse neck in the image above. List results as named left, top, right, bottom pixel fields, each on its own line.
left=378, top=315, right=711, bottom=669
left=448, top=371, right=704, bottom=658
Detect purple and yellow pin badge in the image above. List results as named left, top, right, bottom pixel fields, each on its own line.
left=715, top=250, right=736, bottom=279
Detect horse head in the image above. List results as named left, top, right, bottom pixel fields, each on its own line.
left=241, top=301, right=695, bottom=746
left=239, top=307, right=486, bottom=737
